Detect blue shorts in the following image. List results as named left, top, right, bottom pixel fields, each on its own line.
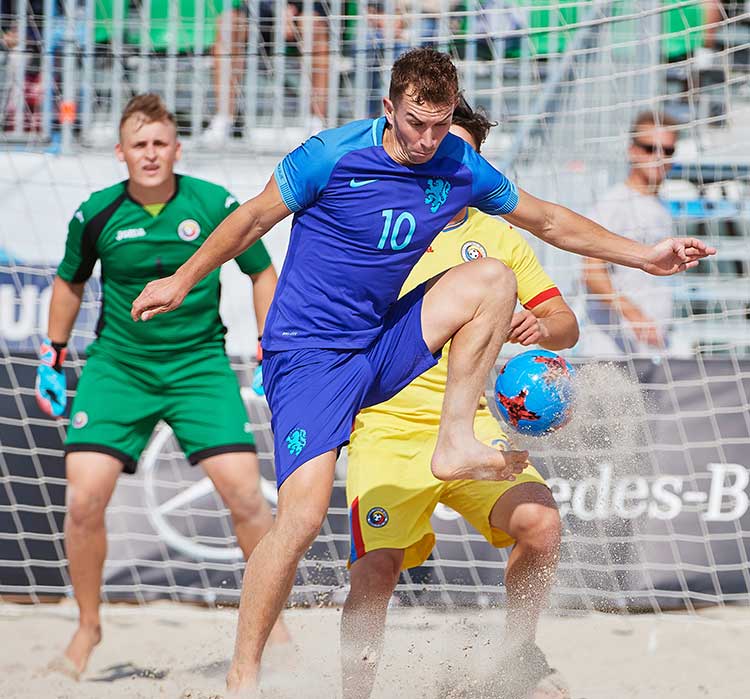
left=263, top=284, right=440, bottom=487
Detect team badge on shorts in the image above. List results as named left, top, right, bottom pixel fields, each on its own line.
left=177, top=219, right=201, bottom=242
left=366, top=507, right=389, bottom=528
left=285, top=427, right=307, bottom=456
left=461, top=241, right=487, bottom=262
left=72, top=411, right=88, bottom=429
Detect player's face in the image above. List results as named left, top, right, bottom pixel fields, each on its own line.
left=628, top=127, right=677, bottom=188
left=449, top=123, right=480, bottom=152
left=115, top=116, right=181, bottom=189
left=384, top=91, right=455, bottom=165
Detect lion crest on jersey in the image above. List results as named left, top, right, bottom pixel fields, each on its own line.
left=424, top=178, right=451, bottom=213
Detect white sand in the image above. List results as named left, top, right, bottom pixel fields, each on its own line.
left=1, top=600, right=747, bottom=698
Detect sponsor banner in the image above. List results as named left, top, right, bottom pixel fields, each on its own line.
left=0, top=264, right=101, bottom=353
left=0, top=356, right=748, bottom=607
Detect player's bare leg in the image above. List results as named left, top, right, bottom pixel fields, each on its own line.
left=56, top=453, right=122, bottom=678
left=491, top=483, right=561, bottom=644
left=490, top=482, right=567, bottom=698
left=423, top=258, right=529, bottom=481
left=225, top=450, right=336, bottom=695
left=340, top=548, right=403, bottom=699
left=202, top=452, right=292, bottom=646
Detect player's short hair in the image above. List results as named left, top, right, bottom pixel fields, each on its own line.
left=119, top=93, right=176, bottom=136
left=389, top=48, right=460, bottom=107
left=630, top=110, right=679, bottom=138
left=451, top=96, right=497, bottom=153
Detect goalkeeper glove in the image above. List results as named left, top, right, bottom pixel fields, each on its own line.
left=252, top=336, right=264, bottom=396
left=35, top=337, right=68, bottom=418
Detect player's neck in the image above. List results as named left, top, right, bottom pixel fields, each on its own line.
left=127, top=175, right=177, bottom=207
left=624, top=172, right=659, bottom=197
left=381, top=126, right=415, bottom=166
left=445, top=207, right=468, bottom=228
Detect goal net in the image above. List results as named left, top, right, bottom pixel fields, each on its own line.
left=1, top=0, right=749, bottom=613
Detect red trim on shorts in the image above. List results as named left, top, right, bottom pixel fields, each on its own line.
left=350, top=496, right=366, bottom=563
left=523, top=286, right=561, bottom=309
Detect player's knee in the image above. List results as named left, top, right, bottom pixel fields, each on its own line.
left=276, top=504, right=328, bottom=552
left=513, top=504, right=561, bottom=556
left=225, top=484, right=267, bottom=525
left=353, top=551, right=402, bottom=593
left=475, top=257, right=517, bottom=297
left=66, top=487, right=108, bottom=529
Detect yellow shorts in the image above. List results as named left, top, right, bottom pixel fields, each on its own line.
left=346, top=410, right=548, bottom=570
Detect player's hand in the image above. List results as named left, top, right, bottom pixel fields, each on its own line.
left=35, top=338, right=67, bottom=418
left=618, top=298, right=665, bottom=347
left=642, top=237, right=716, bottom=276
left=508, top=309, right=548, bottom=346
left=252, top=364, right=264, bottom=396
left=131, top=274, right=188, bottom=322
left=251, top=336, right=264, bottom=396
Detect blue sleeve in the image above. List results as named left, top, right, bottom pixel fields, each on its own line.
left=274, top=133, right=340, bottom=212
left=467, top=148, right=519, bottom=216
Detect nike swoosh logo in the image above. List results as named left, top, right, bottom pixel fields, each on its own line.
left=349, top=178, right=378, bottom=188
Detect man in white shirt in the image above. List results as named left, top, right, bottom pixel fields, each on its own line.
left=582, top=111, right=679, bottom=355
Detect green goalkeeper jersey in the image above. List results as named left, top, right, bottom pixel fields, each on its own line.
left=57, top=174, right=271, bottom=356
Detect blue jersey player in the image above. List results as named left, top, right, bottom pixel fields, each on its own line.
left=131, top=49, right=715, bottom=694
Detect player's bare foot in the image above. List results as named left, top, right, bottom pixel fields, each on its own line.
left=431, top=436, right=528, bottom=482
left=225, top=665, right=260, bottom=698
left=53, top=623, right=101, bottom=679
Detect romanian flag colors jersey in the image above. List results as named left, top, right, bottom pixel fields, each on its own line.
left=57, top=175, right=272, bottom=357
left=352, top=207, right=561, bottom=437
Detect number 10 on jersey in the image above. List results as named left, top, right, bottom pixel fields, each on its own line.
left=377, top=209, right=416, bottom=251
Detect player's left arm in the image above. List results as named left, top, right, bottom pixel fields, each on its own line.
left=503, top=188, right=716, bottom=276
left=509, top=295, right=579, bottom=351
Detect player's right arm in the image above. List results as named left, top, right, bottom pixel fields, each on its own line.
left=131, top=177, right=291, bottom=322
left=132, top=129, right=340, bottom=323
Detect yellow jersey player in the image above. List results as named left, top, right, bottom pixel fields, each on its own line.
left=341, top=98, right=579, bottom=699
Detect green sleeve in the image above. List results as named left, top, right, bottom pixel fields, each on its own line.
left=56, top=206, right=98, bottom=283
left=235, top=239, right=273, bottom=276
left=214, top=187, right=273, bottom=276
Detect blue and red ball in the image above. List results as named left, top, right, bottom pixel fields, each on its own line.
left=494, top=349, right=575, bottom=436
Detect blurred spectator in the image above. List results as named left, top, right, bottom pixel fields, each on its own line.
left=202, top=0, right=330, bottom=144
left=1, top=0, right=48, bottom=132
left=580, top=111, right=680, bottom=356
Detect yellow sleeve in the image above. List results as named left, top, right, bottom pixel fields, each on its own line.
left=506, top=227, right=561, bottom=308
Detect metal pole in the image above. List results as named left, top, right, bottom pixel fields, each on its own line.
left=40, top=0, right=55, bottom=140
left=327, top=0, right=341, bottom=127
left=111, top=0, right=125, bottom=129
left=138, top=0, right=152, bottom=94
left=80, top=0, right=95, bottom=137
left=244, top=0, right=260, bottom=142
left=12, top=0, right=28, bottom=139
left=60, top=0, right=78, bottom=153
left=191, top=0, right=207, bottom=139
left=272, top=0, right=285, bottom=125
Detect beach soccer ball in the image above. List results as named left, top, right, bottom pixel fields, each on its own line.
left=494, top=349, right=575, bottom=436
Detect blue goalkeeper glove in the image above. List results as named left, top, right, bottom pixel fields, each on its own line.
left=35, top=337, right=67, bottom=418
left=252, top=336, right=264, bottom=396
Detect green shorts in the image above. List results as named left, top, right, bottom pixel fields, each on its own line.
left=65, top=345, right=255, bottom=473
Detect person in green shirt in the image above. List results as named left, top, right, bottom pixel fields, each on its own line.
left=35, top=93, right=289, bottom=679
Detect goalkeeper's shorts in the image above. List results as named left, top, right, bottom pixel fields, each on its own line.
left=346, top=408, right=548, bottom=570
left=65, top=345, right=255, bottom=473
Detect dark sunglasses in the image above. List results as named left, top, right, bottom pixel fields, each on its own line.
left=632, top=139, right=675, bottom=157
